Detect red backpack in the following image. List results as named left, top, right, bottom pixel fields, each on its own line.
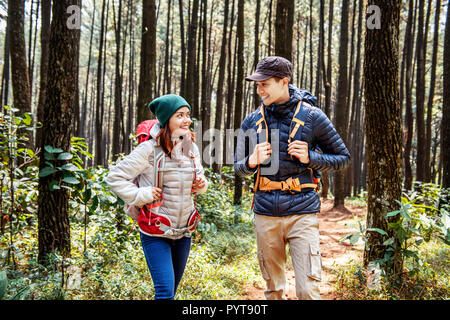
left=136, top=119, right=159, bottom=144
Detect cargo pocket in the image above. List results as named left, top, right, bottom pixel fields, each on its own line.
left=307, top=243, right=322, bottom=281
left=257, top=249, right=271, bottom=281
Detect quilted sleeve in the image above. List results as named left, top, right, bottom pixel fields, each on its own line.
left=106, top=141, right=155, bottom=207
left=234, top=114, right=258, bottom=177
left=191, top=142, right=209, bottom=194
left=308, top=108, right=351, bottom=172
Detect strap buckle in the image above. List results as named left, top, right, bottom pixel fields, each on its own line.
left=282, top=177, right=301, bottom=193
left=280, top=181, right=289, bottom=191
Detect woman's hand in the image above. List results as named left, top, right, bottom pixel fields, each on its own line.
left=192, top=177, right=206, bottom=192
left=152, top=187, right=162, bottom=201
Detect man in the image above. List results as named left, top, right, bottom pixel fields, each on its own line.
left=234, top=56, right=350, bottom=300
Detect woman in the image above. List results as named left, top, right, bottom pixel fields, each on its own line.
left=106, top=94, right=208, bottom=299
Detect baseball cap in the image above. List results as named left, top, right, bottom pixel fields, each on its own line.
left=245, top=56, right=293, bottom=82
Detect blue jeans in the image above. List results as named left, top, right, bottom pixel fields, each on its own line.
left=140, top=232, right=191, bottom=299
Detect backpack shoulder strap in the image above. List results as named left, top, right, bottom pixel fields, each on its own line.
left=151, top=142, right=165, bottom=189
left=288, top=101, right=311, bottom=144
left=253, top=105, right=269, bottom=192
left=254, top=105, right=268, bottom=143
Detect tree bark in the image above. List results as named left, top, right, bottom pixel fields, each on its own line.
left=234, top=0, right=244, bottom=205
left=425, top=0, right=441, bottom=183
left=80, top=0, right=96, bottom=140
left=200, top=0, right=211, bottom=167
left=95, top=0, right=107, bottom=166
left=163, top=0, right=172, bottom=94
left=36, top=0, right=52, bottom=149
left=136, top=0, right=157, bottom=124
left=223, top=0, right=236, bottom=166
left=252, top=0, right=260, bottom=107
left=315, top=0, right=325, bottom=103
left=178, top=0, right=186, bottom=97
left=402, top=0, right=415, bottom=191
left=415, top=0, right=426, bottom=183
left=309, top=0, right=313, bottom=90
left=112, top=0, right=124, bottom=161
left=274, top=0, right=295, bottom=61
left=8, top=0, right=31, bottom=114
left=268, top=0, right=273, bottom=56
left=320, top=0, right=334, bottom=199
left=333, top=0, right=349, bottom=208
left=350, top=0, right=363, bottom=197
left=185, top=0, right=199, bottom=116
left=442, top=0, right=450, bottom=188
left=213, top=0, right=229, bottom=172
left=1, top=1, right=11, bottom=108
left=363, top=0, right=403, bottom=274
left=37, top=0, right=81, bottom=264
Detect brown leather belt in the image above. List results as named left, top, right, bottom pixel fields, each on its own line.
left=258, top=176, right=317, bottom=193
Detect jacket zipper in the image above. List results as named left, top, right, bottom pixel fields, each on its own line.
left=177, top=160, right=184, bottom=228
left=275, top=117, right=281, bottom=216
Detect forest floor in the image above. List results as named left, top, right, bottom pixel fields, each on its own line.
left=239, top=198, right=367, bottom=300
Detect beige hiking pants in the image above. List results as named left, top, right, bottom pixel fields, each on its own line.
left=254, top=213, right=322, bottom=300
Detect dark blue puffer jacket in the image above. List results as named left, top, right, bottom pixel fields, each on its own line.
left=234, top=85, right=351, bottom=216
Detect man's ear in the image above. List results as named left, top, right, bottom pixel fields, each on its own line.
left=283, top=77, right=290, bottom=86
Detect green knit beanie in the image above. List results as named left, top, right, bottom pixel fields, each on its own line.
left=148, top=94, right=191, bottom=127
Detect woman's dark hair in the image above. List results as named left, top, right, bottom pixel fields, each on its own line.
left=156, top=121, right=195, bottom=157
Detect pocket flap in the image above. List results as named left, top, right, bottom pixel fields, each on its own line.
left=307, top=243, right=322, bottom=281
left=310, top=245, right=321, bottom=256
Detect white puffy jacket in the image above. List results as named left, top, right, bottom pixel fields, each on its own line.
left=106, top=123, right=208, bottom=239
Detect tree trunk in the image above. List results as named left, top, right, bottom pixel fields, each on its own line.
left=95, top=0, right=107, bottom=166
left=81, top=0, right=96, bottom=140
left=37, top=0, right=80, bottom=264
left=185, top=0, right=199, bottom=116
left=233, top=0, right=244, bottom=205
left=309, top=0, right=313, bottom=90
left=1, top=13, right=10, bottom=108
left=351, top=0, right=363, bottom=197
left=300, top=15, right=308, bottom=88
left=333, top=0, right=349, bottom=208
left=442, top=0, right=450, bottom=188
left=315, top=0, right=325, bottom=103
left=126, top=0, right=136, bottom=154
left=8, top=0, right=31, bottom=148
left=425, top=0, right=441, bottom=183
left=213, top=0, right=229, bottom=172
left=274, top=0, right=295, bottom=61
left=178, top=0, right=186, bottom=97
left=163, top=0, right=172, bottom=94
left=268, top=0, right=273, bottom=56
left=363, top=0, right=403, bottom=274
left=36, top=0, right=52, bottom=150
left=136, top=0, right=157, bottom=124
left=320, top=0, right=334, bottom=199
left=402, top=0, right=415, bottom=191
left=415, top=0, right=426, bottom=183
left=200, top=0, right=210, bottom=167
left=30, top=0, right=40, bottom=110
left=252, top=0, right=260, bottom=107
left=223, top=0, right=236, bottom=167
left=111, top=0, right=124, bottom=161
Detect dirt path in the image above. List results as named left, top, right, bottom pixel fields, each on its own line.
left=240, top=198, right=366, bottom=300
